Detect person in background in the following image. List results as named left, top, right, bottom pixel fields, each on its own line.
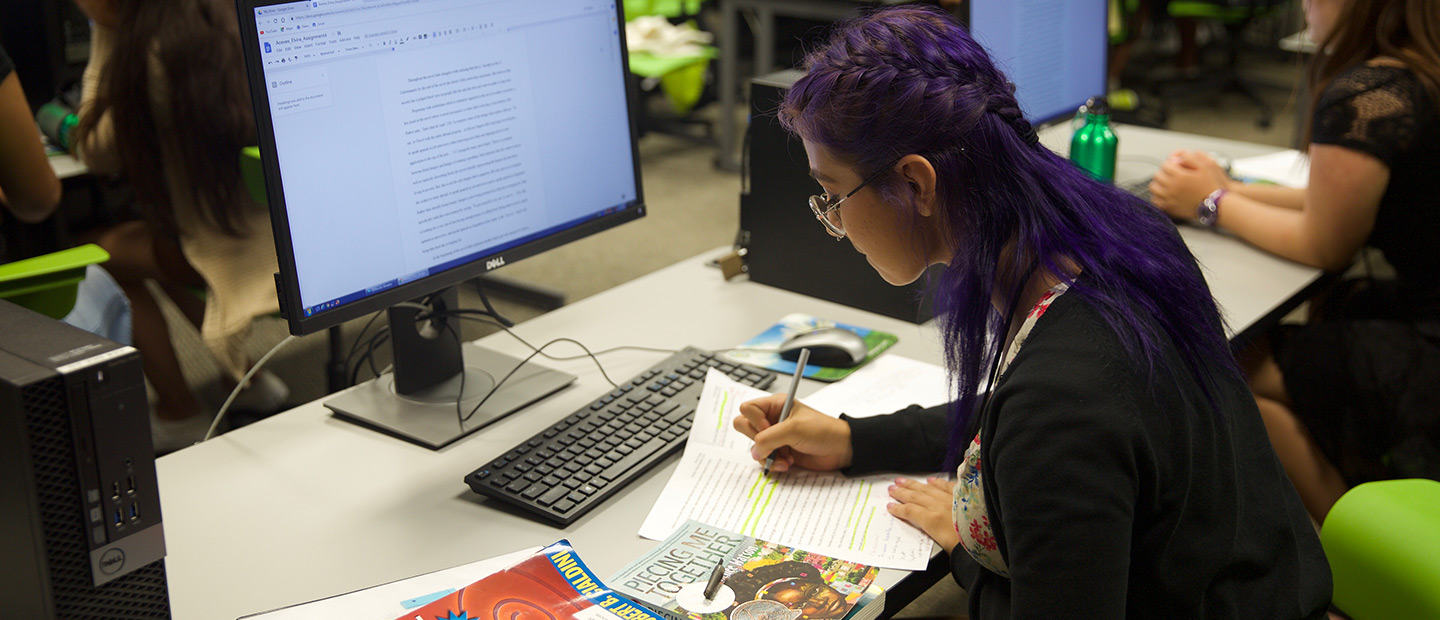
left=1149, top=0, right=1440, bottom=523
left=72, top=0, right=287, bottom=453
left=1, top=41, right=131, bottom=345
left=733, top=7, right=1330, bottom=619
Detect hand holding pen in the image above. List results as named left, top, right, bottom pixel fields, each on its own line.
left=734, top=351, right=857, bottom=474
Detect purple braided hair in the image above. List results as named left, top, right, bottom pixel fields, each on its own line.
left=778, top=5, right=1240, bottom=467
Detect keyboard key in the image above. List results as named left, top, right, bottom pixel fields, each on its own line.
left=538, top=487, right=569, bottom=506
left=554, top=499, right=576, bottom=513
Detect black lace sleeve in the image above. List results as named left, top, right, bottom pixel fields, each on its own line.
left=1311, top=64, right=1426, bottom=167
left=0, top=44, right=14, bottom=81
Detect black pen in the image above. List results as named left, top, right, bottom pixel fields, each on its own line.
left=762, top=348, right=809, bottom=476
left=702, top=559, right=726, bottom=602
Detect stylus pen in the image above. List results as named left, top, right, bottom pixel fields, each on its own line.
left=763, top=347, right=810, bottom=476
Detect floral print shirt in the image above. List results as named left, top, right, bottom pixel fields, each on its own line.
left=951, top=282, right=1069, bottom=577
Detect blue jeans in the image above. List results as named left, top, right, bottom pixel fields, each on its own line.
left=62, top=265, right=132, bottom=346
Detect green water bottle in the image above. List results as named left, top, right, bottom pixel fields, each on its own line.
left=1070, top=96, right=1117, bottom=182
left=36, top=100, right=79, bottom=152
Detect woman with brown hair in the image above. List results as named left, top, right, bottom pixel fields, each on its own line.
left=1151, top=0, right=1440, bottom=522
left=73, top=0, right=285, bottom=452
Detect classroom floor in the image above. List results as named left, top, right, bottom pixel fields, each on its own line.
left=151, top=22, right=1309, bottom=619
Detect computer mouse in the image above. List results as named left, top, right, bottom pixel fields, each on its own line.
left=777, top=328, right=869, bottom=368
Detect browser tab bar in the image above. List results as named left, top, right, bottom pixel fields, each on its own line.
left=257, top=1, right=314, bottom=16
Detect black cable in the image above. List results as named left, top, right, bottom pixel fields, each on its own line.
left=350, top=327, right=391, bottom=385
left=459, top=336, right=618, bottom=424
left=431, top=308, right=678, bottom=363
left=472, top=279, right=515, bottom=328
left=343, top=310, right=388, bottom=381
left=443, top=321, right=468, bottom=431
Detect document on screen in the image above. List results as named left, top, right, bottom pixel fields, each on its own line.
left=376, top=36, right=549, bottom=269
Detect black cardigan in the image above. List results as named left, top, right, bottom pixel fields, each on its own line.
left=843, top=291, right=1331, bottom=619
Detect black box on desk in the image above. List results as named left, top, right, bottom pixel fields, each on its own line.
left=0, top=300, right=171, bottom=619
left=741, top=70, right=937, bottom=323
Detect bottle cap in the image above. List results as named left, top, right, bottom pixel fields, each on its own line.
left=1085, top=96, right=1110, bottom=116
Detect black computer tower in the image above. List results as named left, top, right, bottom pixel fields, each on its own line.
left=740, top=70, right=937, bottom=323
left=0, top=301, right=170, bottom=619
left=0, top=0, right=92, bottom=111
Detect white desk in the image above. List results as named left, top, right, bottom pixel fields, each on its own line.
left=49, top=152, right=88, bottom=180
left=154, top=126, right=1324, bottom=620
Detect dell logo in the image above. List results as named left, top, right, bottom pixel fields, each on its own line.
left=99, top=548, right=126, bottom=574
left=485, top=257, right=506, bottom=270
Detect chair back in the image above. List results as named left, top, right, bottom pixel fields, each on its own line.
left=1321, top=478, right=1440, bottom=620
left=0, top=244, right=110, bottom=318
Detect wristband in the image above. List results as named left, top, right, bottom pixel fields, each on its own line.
left=1197, top=189, right=1226, bottom=228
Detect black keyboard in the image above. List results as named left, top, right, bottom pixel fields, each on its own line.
left=464, top=346, right=775, bottom=526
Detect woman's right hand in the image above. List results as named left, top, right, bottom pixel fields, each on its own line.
left=734, top=394, right=853, bottom=473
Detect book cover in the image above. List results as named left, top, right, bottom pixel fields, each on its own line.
left=724, top=314, right=897, bottom=382
left=609, top=520, right=879, bottom=620
left=398, top=541, right=664, bottom=620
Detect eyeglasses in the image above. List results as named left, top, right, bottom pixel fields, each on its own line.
left=808, top=161, right=896, bottom=240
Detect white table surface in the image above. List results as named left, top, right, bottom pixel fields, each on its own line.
left=155, top=126, right=1323, bottom=620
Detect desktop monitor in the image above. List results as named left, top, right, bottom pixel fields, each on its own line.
left=236, top=0, right=644, bottom=448
left=963, top=0, right=1109, bottom=126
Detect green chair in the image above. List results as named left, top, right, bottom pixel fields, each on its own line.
left=1164, top=0, right=1286, bottom=128
left=1321, top=478, right=1440, bottom=620
left=624, top=0, right=717, bottom=138
left=0, top=243, right=110, bottom=319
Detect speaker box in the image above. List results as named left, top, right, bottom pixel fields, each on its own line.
left=0, top=300, right=170, bottom=619
left=740, top=70, right=937, bottom=323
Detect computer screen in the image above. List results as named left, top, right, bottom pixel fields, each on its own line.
left=239, top=0, right=642, bottom=334
left=236, top=0, right=643, bottom=448
left=966, top=0, right=1108, bottom=126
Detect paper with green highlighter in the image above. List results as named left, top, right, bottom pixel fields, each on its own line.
left=636, top=370, right=934, bottom=570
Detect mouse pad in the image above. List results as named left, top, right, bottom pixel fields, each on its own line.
left=724, top=313, right=898, bottom=382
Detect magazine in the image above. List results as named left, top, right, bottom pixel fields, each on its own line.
left=723, top=314, right=897, bottom=382
left=609, top=520, right=879, bottom=620
left=397, top=541, right=663, bottom=620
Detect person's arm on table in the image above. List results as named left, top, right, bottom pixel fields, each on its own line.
left=0, top=67, right=61, bottom=222
left=1150, top=147, right=1387, bottom=271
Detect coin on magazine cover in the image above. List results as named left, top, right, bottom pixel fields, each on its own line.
left=675, top=582, right=735, bottom=614
left=730, top=599, right=803, bottom=620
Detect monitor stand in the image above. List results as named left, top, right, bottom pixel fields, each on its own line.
left=323, top=288, right=574, bottom=449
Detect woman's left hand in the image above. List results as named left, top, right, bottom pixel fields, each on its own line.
left=1149, top=150, right=1232, bottom=220
left=886, top=476, right=960, bottom=553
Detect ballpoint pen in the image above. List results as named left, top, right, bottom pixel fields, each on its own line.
left=763, top=347, right=809, bottom=476
left=701, top=559, right=726, bottom=602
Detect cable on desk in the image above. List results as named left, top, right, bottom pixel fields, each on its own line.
left=202, top=334, right=299, bottom=442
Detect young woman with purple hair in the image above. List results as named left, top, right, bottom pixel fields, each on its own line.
left=733, top=6, right=1331, bottom=618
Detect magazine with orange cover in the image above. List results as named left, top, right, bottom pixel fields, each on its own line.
left=398, top=541, right=664, bottom=620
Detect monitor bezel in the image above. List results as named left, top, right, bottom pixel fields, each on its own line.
left=235, top=0, right=646, bottom=336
